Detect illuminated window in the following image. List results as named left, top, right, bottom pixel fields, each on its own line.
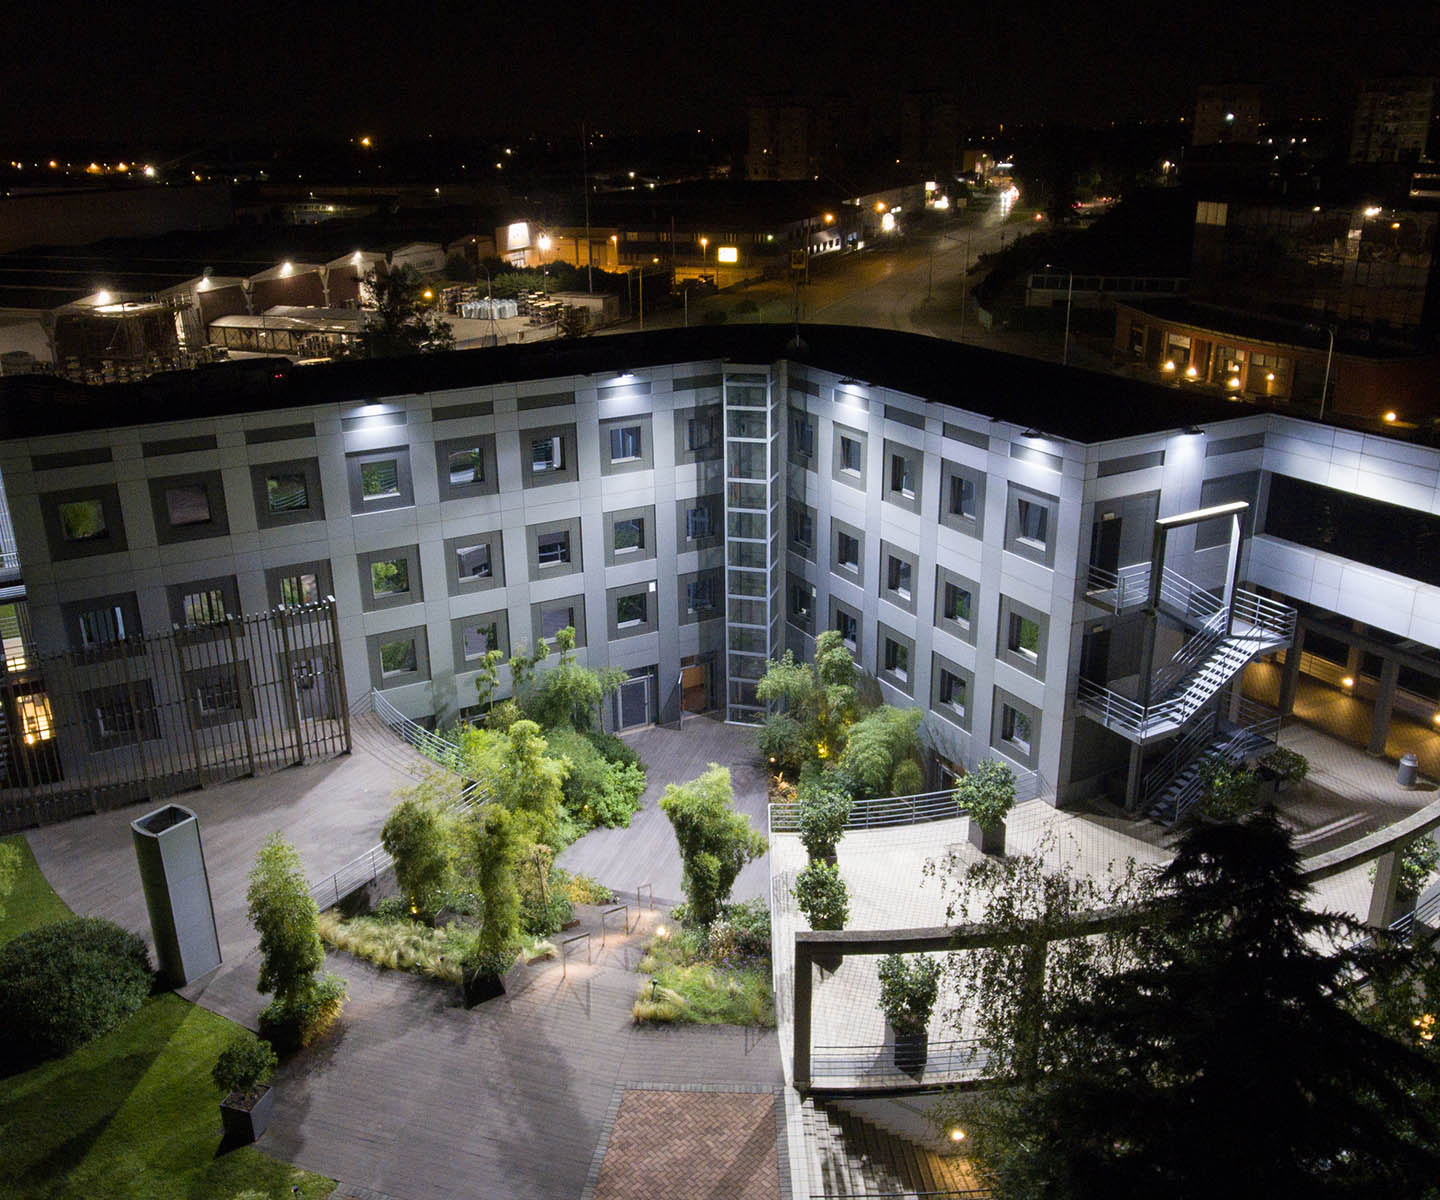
left=18, top=693, right=53, bottom=744
left=58, top=499, right=107, bottom=542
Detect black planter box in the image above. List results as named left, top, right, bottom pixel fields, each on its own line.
left=892, top=1029, right=929, bottom=1076
left=461, top=968, right=506, bottom=1008
left=220, top=1084, right=274, bottom=1144
left=969, top=818, right=1005, bottom=856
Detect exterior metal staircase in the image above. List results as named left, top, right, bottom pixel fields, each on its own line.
left=1142, top=699, right=1281, bottom=825
left=1078, top=565, right=1295, bottom=746
left=801, top=1098, right=987, bottom=1197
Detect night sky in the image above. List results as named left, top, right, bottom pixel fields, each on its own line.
left=3, top=1, right=1438, bottom=144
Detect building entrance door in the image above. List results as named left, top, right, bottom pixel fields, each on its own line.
left=615, top=675, right=652, bottom=731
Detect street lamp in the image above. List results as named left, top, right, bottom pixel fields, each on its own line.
left=699, top=236, right=709, bottom=285
left=537, top=233, right=552, bottom=297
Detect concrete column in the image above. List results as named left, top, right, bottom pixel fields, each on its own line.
left=793, top=942, right=812, bottom=1089
left=1279, top=625, right=1307, bottom=715
left=1369, top=657, right=1400, bottom=757
left=1368, top=848, right=1402, bottom=930
left=1123, top=741, right=1146, bottom=812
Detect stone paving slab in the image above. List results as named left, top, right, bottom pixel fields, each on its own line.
left=588, top=1089, right=780, bottom=1200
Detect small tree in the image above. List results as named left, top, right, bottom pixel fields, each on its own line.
left=1198, top=761, right=1260, bottom=821
left=465, top=804, right=520, bottom=974
left=343, top=266, right=454, bottom=359
left=756, top=630, right=858, bottom=763
left=526, top=627, right=625, bottom=731
left=472, top=647, right=507, bottom=714
left=462, top=719, right=569, bottom=847
left=660, top=764, right=768, bottom=926
left=954, top=759, right=1018, bottom=831
left=247, top=834, right=324, bottom=1006
left=877, top=954, right=943, bottom=1034
left=758, top=713, right=809, bottom=776
left=381, top=793, right=453, bottom=920
left=793, top=860, right=849, bottom=930
left=797, top=787, right=853, bottom=861
left=212, top=1033, right=278, bottom=1102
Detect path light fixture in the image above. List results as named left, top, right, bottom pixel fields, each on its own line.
left=650, top=978, right=660, bottom=1001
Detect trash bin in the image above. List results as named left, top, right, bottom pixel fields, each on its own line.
left=1398, top=752, right=1420, bottom=788
left=131, top=804, right=222, bottom=988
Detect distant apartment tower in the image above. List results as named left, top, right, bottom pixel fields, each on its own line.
left=1350, top=77, right=1436, bottom=164
left=1192, top=84, right=1263, bottom=147
left=746, top=96, right=843, bottom=181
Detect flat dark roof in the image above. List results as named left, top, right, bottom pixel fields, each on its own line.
left=0, top=324, right=1280, bottom=444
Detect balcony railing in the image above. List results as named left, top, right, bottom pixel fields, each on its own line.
left=770, top=772, right=1049, bottom=834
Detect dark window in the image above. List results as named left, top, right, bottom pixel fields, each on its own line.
left=540, top=605, right=575, bottom=639
left=461, top=622, right=499, bottom=660
left=949, top=474, right=976, bottom=519
left=455, top=544, right=492, bottom=579
left=687, top=578, right=715, bottom=613
left=164, top=484, right=212, bottom=527
left=887, top=556, right=912, bottom=599
left=1002, top=705, right=1033, bottom=753
left=792, top=415, right=815, bottom=456
left=609, top=425, right=642, bottom=462
left=837, top=532, right=860, bottom=569
left=538, top=532, right=571, bottom=565
left=839, top=436, right=862, bottom=473
left=1017, top=498, right=1048, bottom=546
left=940, top=670, right=967, bottom=712
left=686, top=415, right=717, bottom=451
left=370, top=559, right=410, bottom=598
left=279, top=572, right=320, bottom=605
left=686, top=505, right=711, bottom=539
left=79, top=605, right=126, bottom=646
left=379, top=638, right=417, bottom=676
left=792, top=510, right=814, bottom=548
left=834, top=609, right=858, bottom=646
left=614, top=518, right=645, bottom=553
left=58, top=499, right=107, bottom=542
left=884, top=638, right=909, bottom=681
left=1009, top=614, right=1041, bottom=659
left=617, top=593, right=647, bottom=626
left=944, top=583, right=972, bottom=624
left=447, top=448, right=485, bottom=486
left=789, top=582, right=814, bottom=620
left=890, top=454, right=915, bottom=498
left=1263, top=475, right=1440, bottom=589
left=266, top=472, right=310, bottom=514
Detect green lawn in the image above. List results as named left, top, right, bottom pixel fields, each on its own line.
left=0, top=835, right=334, bottom=1200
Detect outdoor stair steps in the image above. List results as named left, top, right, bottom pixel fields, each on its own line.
left=802, top=1097, right=978, bottom=1197
left=1147, top=727, right=1273, bottom=826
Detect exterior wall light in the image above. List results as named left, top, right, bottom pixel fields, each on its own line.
left=1384, top=411, right=1398, bottom=422
left=1162, top=360, right=1176, bottom=372
left=1342, top=676, right=1355, bottom=688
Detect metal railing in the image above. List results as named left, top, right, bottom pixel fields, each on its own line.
left=1150, top=609, right=1230, bottom=700
left=770, top=772, right=1049, bottom=834
left=1084, top=561, right=1151, bottom=611
left=1234, top=587, right=1297, bottom=642
left=811, top=1039, right=989, bottom=1083
left=811, top=1192, right=992, bottom=1199
left=371, top=689, right=465, bottom=769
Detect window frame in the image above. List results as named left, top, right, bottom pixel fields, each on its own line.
left=521, top=423, right=579, bottom=488
left=368, top=626, right=430, bottom=690
left=450, top=609, right=511, bottom=669
left=357, top=545, right=423, bottom=612
left=264, top=559, right=334, bottom=609
left=882, top=439, right=922, bottom=513
left=434, top=434, right=500, bottom=501
left=42, top=484, right=129, bottom=561
left=532, top=595, right=588, bottom=648
left=251, top=457, right=325, bottom=529
left=346, top=447, right=414, bottom=514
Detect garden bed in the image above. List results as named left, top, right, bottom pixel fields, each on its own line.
left=632, top=900, right=775, bottom=1028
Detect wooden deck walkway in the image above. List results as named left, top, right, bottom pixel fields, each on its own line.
left=558, top=715, right=772, bottom=907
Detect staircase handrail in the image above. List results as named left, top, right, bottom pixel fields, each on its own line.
left=1156, top=565, right=1225, bottom=624
left=1233, top=588, right=1297, bottom=641
left=1151, top=608, right=1230, bottom=700
left=371, top=688, right=465, bottom=770
left=1141, top=709, right=1219, bottom=803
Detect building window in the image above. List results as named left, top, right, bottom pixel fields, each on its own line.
left=886, top=555, right=912, bottom=601
left=361, top=458, right=401, bottom=501
left=266, top=471, right=310, bottom=514
left=540, top=604, right=575, bottom=639
left=379, top=637, right=417, bottom=676
left=617, top=593, right=647, bottom=627
left=836, top=531, right=860, bottom=571
left=944, top=582, right=972, bottom=626
left=85, top=683, right=158, bottom=748
left=890, top=453, right=915, bottom=499
left=949, top=474, right=976, bottom=520
left=687, top=577, right=715, bottom=614
left=839, top=436, right=862, bottom=474
left=791, top=413, right=815, bottom=457
left=78, top=604, right=127, bottom=647
left=537, top=531, right=571, bottom=566
left=687, top=416, right=715, bottom=452
left=884, top=638, right=909, bottom=682
left=279, top=571, right=321, bottom=606
left=1009, top=614, right=1041, bottom=661
left=609, top=425, right=642, bottom=463
left=791, top=508, right=814, bottom=549
left=834, top=608, right=858, bottom=648
left=1017, top=499, right=1048, bottom=548
left=460, top=622, right=499, bottom=660
left=182, top=587, right=227, bottom=627
left=939, top=670, right=967, bottom=715
left=1001, top=704, right=1033, bottom=755
left=164, top=484, right=212, bottom=527
left=532, top=435, right=564, bottom=473
left=58, top=499, right=107, bottom=542
left=686, top=505, right=712, bottom=539
left=447, top=447, right=485, bottom=486
left=789, top=580, right=814, bottom=621
left=455, top=543, right=492, bottom=579
left=370, top=558, right=411, bottom=599
left=18, top=693, right=54, bottom=744
left=614, top=518, right=645, bottom=554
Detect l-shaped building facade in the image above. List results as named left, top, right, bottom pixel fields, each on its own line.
left=0, top=326, right=1436, bottom=820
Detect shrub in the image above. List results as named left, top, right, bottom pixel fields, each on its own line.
left=0, top=918, right=151, bottom=1067
left=954, top=759, right=1018, bottom=831
left=1259, top=747, right=1310, bottom=785
left=380, top=794, right=453, bottom=920
left=548, top=728, right=646, bottom=829
left=212, top=1033, right=278, bottom=1101
left=259, top=973, right=347, bottom=1054
left=889, top=758, right=925, bottom=797
left=797, top=787, right=852, bottom=861
left=877, top=953, right=943, bottom=1034
left=660, top=765, right=768, bottom=927
left=1199, top=763, right=1261, bottom=822
left=793, top=860, right=850, bottom=930
left=1396, top=837, right=1440, bottom=900
left=705, top=898, right=772, bottom=964
left=247, top=834, right=324, bottom=1005
left=585, top=728, right=643, bottom=771
left=759, top=714, right=809, bottom=776
left=838, top=706, right=924, bottom=798
left=556, top=869, right=616, bottom=906
left=486, top=699, right=524, bottom=731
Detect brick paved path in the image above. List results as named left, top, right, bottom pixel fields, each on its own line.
left=592, top=1090, right=779, bottom=1200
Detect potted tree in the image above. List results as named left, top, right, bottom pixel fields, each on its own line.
left=793, top=860, right=850, bottom=971
left=877, top=953, right=942, bottom=1075
left=797, top=787, right=853, bottom=865
left=1198, top=762, right=1261, bottom=823
left=213, top=1032, right=279, bottom=1145
left=1257, top=747, right=1309, bottom=796
left=955, top=759, right=1017, bottom=856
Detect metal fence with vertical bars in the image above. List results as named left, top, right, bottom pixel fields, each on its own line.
left=0, top=599, right=350, bottom=833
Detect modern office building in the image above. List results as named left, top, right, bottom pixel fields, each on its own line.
left=0, top=326, right=1437, bottom=825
